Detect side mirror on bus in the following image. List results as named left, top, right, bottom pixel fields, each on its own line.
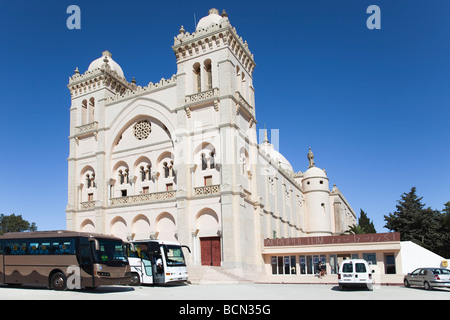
left=92, top=239, right=100, bottom=251
left=182, top=245, right=191, bottom=253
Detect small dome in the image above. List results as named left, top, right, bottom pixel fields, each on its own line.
left=196, top=8, right=222, bottom=31
left=88, top=51, right=125, bottom=78
left=303, top=166, right=327, bottom=179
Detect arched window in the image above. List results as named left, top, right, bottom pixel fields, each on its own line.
left=204, top=59, right=212, bottom=90
left=193, top=62, right=201, bottom=93
left=169, top=160, right=175, bottom=178
left=147, top=164, right=151, bottom=180
left=89, top=97, right=95, bottom=123
left=241, top=72, right=247, bottom=99
left=81, top=99, right=87, bottom=125
left=236, top=66, right=241, bottom=93
left=86, top=173, right=95, bottom=188
left=140, top=166, right=146, bottom=182
left=163, top=162, right=170, bottom=178
left=119, top=170, right=124, bottom=184
left=201, top=153, right=207, bottom=170
left=210, top=151, right=215, bottom=169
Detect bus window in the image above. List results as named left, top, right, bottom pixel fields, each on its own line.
left=94, top=239, right=127, bottom=265
left=7, top=242, right=27, bottom=255
left=164, top=245, right=186, bottom=266
left=62, top=241, right=74, bottom=254
left=40, top=242, right=50, bottom=255
left=52, top=241, right=60, bottom=254
left=29, top=242, right=40, bottom=254
left=142, top=259, right=152, bottom=276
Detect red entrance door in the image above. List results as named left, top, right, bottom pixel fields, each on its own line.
left=200, top=237, right=221, bottom=266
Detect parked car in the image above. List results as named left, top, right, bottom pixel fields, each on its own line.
left=404, top=268, right=450, bottom=290
left=338, top=259, right=374, bottom=291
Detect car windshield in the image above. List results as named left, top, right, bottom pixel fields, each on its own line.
left=94, top=239, right=127, bottom=265
left=164, top=245, right=186, bottom=266
left=410, top=269, right=421, bottom=275
left=433, top=269, right=450, bottom=275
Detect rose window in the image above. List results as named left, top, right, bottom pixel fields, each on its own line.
left=133, top=120, right=151, bottom=140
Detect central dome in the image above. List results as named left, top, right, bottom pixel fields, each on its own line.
left=196, top=8, right=222, bottom=31
left=260, top=141, right=294, bottom=173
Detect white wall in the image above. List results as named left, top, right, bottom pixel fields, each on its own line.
left=400, top=241, right=447, bottom=274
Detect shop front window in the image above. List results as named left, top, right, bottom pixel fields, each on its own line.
left=363, top=252, right=377, bottom=265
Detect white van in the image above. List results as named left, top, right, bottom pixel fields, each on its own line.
left=338, top=259, right=374, bottom=291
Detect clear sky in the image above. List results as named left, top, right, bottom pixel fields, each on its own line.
left=0, top=0, right=449, bottom=233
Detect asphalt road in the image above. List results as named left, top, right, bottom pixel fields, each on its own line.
left=0, top=283, right=448, bottom=300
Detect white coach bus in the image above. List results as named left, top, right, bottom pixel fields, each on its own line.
left=126, top=239, right=190, bottom=285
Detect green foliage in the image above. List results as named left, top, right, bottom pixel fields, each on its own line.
left=346, top=224, right=365, bottom=234
left=384, top=187, right=450, bottom=257
left=346, top=209, right=377, bottom=234
left=0, top=213, right=37, bottom=235
left=358, top=209, right=376, bottom=234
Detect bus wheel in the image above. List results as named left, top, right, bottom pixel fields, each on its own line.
left=130, top=273, right=141, bottom=286
left=50, top=272, right=67, bottom=290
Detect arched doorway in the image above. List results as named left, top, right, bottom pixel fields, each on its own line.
left=195, top=208, right=221, bottom=266
left=200, top=237, right=221, bottom=266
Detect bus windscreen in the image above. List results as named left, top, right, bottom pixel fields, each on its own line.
left=164, top=245, right=186, bottom=266
left=94, top=239, right=127, bottom=266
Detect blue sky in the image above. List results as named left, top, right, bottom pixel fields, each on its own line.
left=0, top=0, right=449, bottom=233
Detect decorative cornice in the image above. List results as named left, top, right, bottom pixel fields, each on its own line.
left=67, top=67, right=135, bottom=98
left=172, top=19, right=255, bottom=75
left=105, top=75, right=177, bottom=105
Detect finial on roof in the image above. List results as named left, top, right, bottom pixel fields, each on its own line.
left=131, top=77, right=136, bottom=84
left=179, top=25, right=185, bottom=34
left=74, top=67, right=80, bottom=75
left=221, top=9, right=228, bottom=17
left=307, top=147, right=315, bottom=168
left=262, top=124, right=269, bottom=143
left=263, top=129, right=269, bottom=143
left=209, top=8, right=219, bottom=15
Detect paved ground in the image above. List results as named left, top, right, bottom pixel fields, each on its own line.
left=0, top=283, right=448, bottom=300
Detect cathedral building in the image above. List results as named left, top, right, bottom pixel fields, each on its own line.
left=66, top=9, right=356, bottom=276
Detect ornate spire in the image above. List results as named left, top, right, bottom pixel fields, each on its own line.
left=263, top=129, right=269, bottom=144
left=307, top=147, right=315, bottom=168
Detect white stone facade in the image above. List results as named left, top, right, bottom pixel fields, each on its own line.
left=66, top=9, right=356, bottom=273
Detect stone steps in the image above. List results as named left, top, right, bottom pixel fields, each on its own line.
left=188, top=266, right=254, bottom=285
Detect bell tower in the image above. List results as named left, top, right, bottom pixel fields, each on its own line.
left=66, top=51, right=134, bottom=232
left=172, top=9, right=260, bottom=270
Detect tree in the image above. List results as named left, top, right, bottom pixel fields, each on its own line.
left=384, top=187, right=444, bottom=252
left=436, top=201, right=450, bottom=258
left=384, top=187, right=423, bottom=240
left=358, top=209, right=376, bottom=234
left=0, top=214, right=37, bottom=235
left=346, top=224, right=366, bottom=234
left=346, top=209, right=377, bottom=234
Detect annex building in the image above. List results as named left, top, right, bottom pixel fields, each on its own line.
left=66, top=9, right=445, bottom=283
